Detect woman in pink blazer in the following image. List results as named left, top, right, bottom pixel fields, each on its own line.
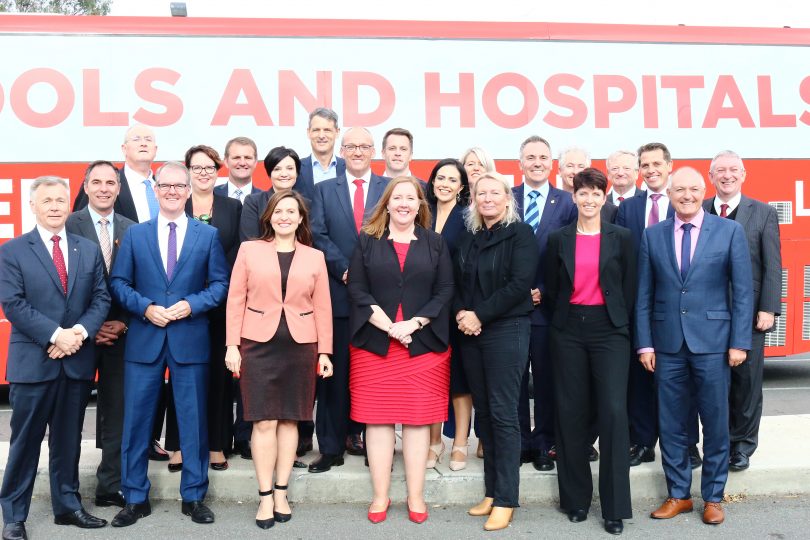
left=225, top=191, right=333, bottom=529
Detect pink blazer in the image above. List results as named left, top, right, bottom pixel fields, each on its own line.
left=226, top=240, right=333, bottom=354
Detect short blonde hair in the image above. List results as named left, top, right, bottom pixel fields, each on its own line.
left=465, top=172, right=520, bottom=232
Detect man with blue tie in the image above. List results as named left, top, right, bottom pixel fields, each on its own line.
left=0, top=177, right=111, bottom=540
left=109, top=162, right=229, bottom=527
left=616, top=142, right=700, bottom=469
left=213, top=136, right=261, bottom=202
left=636, top=167, right=753, bottom=525
left=308, top=127, right=390, bottom=472
left=512, top=135, right=577, bottom=471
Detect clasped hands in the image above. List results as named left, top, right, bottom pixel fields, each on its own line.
left=95, top=320, right=127, bottom=346
left=388, top=319, right=419, bottom=346
left=456, top=310, right=482, bottom=336
left=47, top=327, right=85, bottom=359
left=144, top=301, right=192, bottom=328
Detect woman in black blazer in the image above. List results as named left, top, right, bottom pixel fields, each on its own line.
left=424, top=159, right=474, bottom=471
left=544, top=168, right=636, bottom=535
left=165, top=145, right=242, bottom=472
left=453, top=172, right=539, bottom=531
left=347, top=176, right=454, bottom=524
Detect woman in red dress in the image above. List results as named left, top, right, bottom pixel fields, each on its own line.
left=347, top=176, right=454, bottom=525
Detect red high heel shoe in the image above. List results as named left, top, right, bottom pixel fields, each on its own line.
left=408, top=498, right=429, bottom=524
left=367, top=499, right=391, bottom=524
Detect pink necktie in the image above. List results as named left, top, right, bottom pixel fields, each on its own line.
left=648, top=194, right=662, bottom=226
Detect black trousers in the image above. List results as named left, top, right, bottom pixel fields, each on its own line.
left=518, top=325, right=555, bottom=452
left=0, top=373, right=92, bottom=522
left=551, top=305, right=632, bottom=520
left=315, top=317, right=351, bottom=456
left=461, top=316, right=529, bottom=508
left=95, top=338, right=126, bottom=496
left=730, top=330, right=766, bottom=456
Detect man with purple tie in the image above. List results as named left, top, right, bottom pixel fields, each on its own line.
left=110, top=162, right=229, bottom=528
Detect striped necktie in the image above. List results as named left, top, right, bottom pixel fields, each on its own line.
left=525, top=190, right=540, bottom=232
left=98, top=217, right=112, bottom=272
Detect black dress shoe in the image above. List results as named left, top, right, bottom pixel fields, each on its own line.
left=345, top=434, right=365, bottom=456
left=210, top=461, right=229, bottom=471
left=533, top=451, right=555, bottom=471
left=181, top=501, right=215, bottom=524
left=520, top=449, right=533, bottom=464
left=168, top=462, right=183, bottom=473
left=2, top=522, right=27, bottom=540
left=547, top=445, right=558, bottom=460
left=729, top=452, right=750, bottom=471
left=628, top=445, right=655, bottom=467
left=95, top=491, right=126, bottom=508
left=273, top=484, right=292, bottom=523
left=296, top=438, right=313, bottom=457
left=148, top=440, right=170, bottom=461
left=234, top=440, right=252, bottom=460
left=308, top=453, right=344, bottom=473
left=54, top=508, right=108, bottom=528
left=293, top=460, right=307, bottom=468
left=589, top=445, right=600, bottom=462
left=689, top=446, right=703, bottom=470
left=111, top=502, right=152, bottom=527
left=604, top=518, right=623, bottom=534
left=568, top=509, right=588, bottom=522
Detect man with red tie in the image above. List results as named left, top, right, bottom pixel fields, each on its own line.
left=0, top=177, right=111, bottom=540
left=309, top=127, right=390, bottom=472
left=606, top=150, right=642, bottom=206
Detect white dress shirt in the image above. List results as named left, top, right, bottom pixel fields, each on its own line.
left=124, top=164, right=155, bottom=223
left=608, top=185, right=639, bottom=204
left=37, top=225, right=88, bottom=342
left=225, top=181, right=254, bottom=202
left=644, top=189, right=670, bottom=227
left=714, top=192, right=742, bottom=215
left=522, top=180, right=550, bottom=223
left=347, top=169, right=371, bottom=212
left=157, top=212, right=188, bottom=274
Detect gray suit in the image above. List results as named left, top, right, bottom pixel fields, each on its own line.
left=66, top=208, right=135, bottom=497
left=704, top=195, right=782, bottom=457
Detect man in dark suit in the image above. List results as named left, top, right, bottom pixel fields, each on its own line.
left=74, top=125, right=158, bottom=223
left=0, top=177, right=111, bottom=540
left=109, top=162, right=229, bottom=527
left=616, top=142, right=700, bottom=469
left=66, top=161, right=136, bottom=509
left=213, top=136, right=260, bottom=203
left=294, top=107, right=347, bottom=203
left=512, top=135, right=577, bottom=471
left=636, top=167, right=753, bottom=525
left=308, top=127, right=390, bottom=472
left=381, top=127, right=419, bottom=180
left=606, top=150, right=643, bottom=206
left=705, top=150, right=782, bottom=472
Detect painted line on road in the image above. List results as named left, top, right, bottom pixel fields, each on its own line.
left=764, top=387, right=810, bottom=391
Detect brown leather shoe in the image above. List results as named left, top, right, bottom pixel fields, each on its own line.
left=650, top=497, right=693, bottom=519
left=483, top=507, right=513, bottom=531
left=703, top=502, right=724, bottom=524
left=468, top=497, right=494, bottom=516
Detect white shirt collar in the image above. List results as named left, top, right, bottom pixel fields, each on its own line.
left=157, top=212, right=189, bottom=230
left=36, top=224, right=67, bottom=246
left=715, top=192, right=742, bottom=214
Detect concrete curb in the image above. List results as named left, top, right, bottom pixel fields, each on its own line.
left=2, top=414, right=809, bottom=504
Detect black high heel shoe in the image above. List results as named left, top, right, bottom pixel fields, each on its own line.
left=256, top=489, right=275, bottom=529
left=273, top=484, right=292, bottom=523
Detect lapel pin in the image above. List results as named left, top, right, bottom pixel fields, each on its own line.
left=550, top=200, right=556, bottom=204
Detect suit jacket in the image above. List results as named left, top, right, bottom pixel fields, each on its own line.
left=296, top=154, right=347, bottom=203
left=213, top=183, right=264, bottom=199
left=453, top=221, right=539, bottom=323
left=429, top=202, right=466, bottom=256
left=0, top=229, right=110, bottom=382
left=348, top=227, right=454, bottom=357
left=66, top=208, right=135, bottom=322
left=615, top=190, right=675, bottom=249
left=226, top=240, right=332, bottom=352
left=601, top=200, right=618, bottom=223
left=73, top=168, right=141, bottom=223
left=239, top=186, right=313, bottom=242
left=634, top=213, right=754, bottom=354
left=544, top=221, right=636, bottom=330
left=184, top=194, right=242, bottom=268
left=310, top=173, right=391, bottom=317
left=110, top=218, right=229, bottom=364
left=512, top=183, right=578, bottom=325
left=703, top=195, right=782, bottom=320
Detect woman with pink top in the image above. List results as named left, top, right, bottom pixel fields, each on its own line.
left=544, top=168, right=636, bottom=536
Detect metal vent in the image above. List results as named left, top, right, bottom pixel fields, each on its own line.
left=769, top=201, right=792, bottom=224
left=805, top=266, right=810, bottom=297
left=804, top=302, right=810, bottom=341
left=765, top=302, right=787, bottom=347
left=782, top=268, right=788, bottom=298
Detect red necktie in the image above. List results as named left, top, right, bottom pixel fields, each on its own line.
left=618, top=196, right=625, bottom=202
left=720, top=204, right=729, bottom=218
left=52, top=235, right=67, bottom=294
left=352, top=179, right=365, bottom=232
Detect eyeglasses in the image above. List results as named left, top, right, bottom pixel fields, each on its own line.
left=127, top=136, right=155, bottom=143
left=190, top=165, right=217, bottom=174
left=155, top=183, right=189, bottom=193
left=342, top=144, right=373, bottom=153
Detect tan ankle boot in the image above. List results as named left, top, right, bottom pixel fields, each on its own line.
left=484, top=506, right=513, bottom=531
left=468, top=497, right=494, bottom=516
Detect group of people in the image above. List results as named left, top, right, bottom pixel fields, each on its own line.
left=0, top=105, right=781, bottom=539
